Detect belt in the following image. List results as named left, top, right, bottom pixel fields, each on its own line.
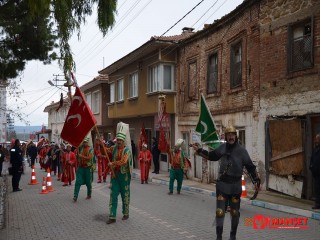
left=172, top=166, right=181, bottom=170
left=219, top=175, right=241, bottom=183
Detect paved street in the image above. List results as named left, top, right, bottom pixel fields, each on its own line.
left=0, top=166, right=319, bottom=240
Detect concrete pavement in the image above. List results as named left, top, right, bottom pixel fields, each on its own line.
left=131, top=169, right=320, bottom=221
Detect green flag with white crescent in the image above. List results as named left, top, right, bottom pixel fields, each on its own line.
left=195, top=94, right=220, bottom=149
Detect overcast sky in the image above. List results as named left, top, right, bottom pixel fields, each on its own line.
left=8, top=0, right=243, bottom=126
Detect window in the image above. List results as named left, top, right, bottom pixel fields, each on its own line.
left=109, top=82, right=115, bottom=103
left=92, top=91, right=100, bottom=114
left=207, top=53, right=218, bottom=94
left=85, top=93, right=92, bottom=109
left=117, top=79, right=124, bottom=101
left=230, top=41, right=242, bottom=88
left=129, top=72, right=138, bottom=98
left=148, top=64, right=174, bottom=93
left=288, top=17, right=313, bottom=72
left=238, top=129, right=246, bottom=147
left=188, top=61, right=198, bottom=99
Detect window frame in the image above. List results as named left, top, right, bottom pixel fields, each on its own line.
left=117, top=78, right=124, bottom=102
left=85, top=93, right=92, bottom=110
left=230, top=40, right=242, bottom=89
left=147, top=63, right=174, bottom=93
left=128, top=72, right=139, bottom=99
left=287, top=16, right=313, bottom=73
left=187, top=60, right=198, bottom=99
left=109, top=82, right=115, bottom=104
left=207, top=52, right=218, bottom=94
left=91, top=90, right=100, bottom=114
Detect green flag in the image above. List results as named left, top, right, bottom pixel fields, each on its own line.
left=195, top=94, right=220, bottom=149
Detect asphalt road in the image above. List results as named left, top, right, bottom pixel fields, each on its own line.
left=1, top=167, right=319, bottom=240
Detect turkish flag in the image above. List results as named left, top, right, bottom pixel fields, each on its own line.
left=61, top=87, right=97, bottom=147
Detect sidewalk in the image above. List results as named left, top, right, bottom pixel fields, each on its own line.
left=131, top=169, right=320, bottom=221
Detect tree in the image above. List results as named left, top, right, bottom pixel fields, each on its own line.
left=0, top=0, right=117, bottom=80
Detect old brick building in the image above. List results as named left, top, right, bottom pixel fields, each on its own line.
left=176, top=0, right=261, bottom=184
left=176, top=0, right=320, bottom=200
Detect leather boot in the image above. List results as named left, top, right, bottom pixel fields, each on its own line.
left=229, top=227, right=237, bottom=240
left=216, top=226, right=223, bottom=240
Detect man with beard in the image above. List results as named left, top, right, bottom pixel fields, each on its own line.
left=191, top=126, right=260, bottom=240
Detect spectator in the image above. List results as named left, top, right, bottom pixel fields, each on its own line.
left=151, top=137, right=160, bottom=174
left=10, top=139, right=24, bottom=192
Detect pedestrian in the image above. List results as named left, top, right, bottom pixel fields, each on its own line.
left=27, top=141, right=38, bottom=168
left=52, top=143, right=62, bottom=179
left=138, top=143, right=152, bottom=184
left=62, top=144, right=76, bottom=186
left=0, top=145, right=4, bottom=177
left=167, top=138, right=189, bottom=195
left=10, top=139, right=24, bottom=192
left=309, top=133, right=320, bottom=210
left=131, top=140, right=136, bottom=168
left=73, top=137, right=94, bottom=202
left=191, top=126, right=260, bottom=240
left=106, top=122, right=133, bottom=224
left=94, top=138, right=107, bottom=183
left=151, top=137, right=160, bottom=174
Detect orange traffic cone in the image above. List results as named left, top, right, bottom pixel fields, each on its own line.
left=241, top=175, right=248, bottom=198
left=46, top=168, right=55, bottom=192
left=40, top=177, right=49, bottom=194
left=28, top=165, right=39, bottom=185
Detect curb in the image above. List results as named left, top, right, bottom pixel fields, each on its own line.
left=131, top=172, right=320, bottom=221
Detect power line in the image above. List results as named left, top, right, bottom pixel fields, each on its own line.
left=160, top=0, right=205, bottom=36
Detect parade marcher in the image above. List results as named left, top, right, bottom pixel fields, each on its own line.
left=151, top=137, right=160, bottom=174
left=52, top=143, right=63, bottom=179
left=167, top=138, right=189, bottom=195
left=138, top=143, right=152, bottom=184
left=45, top=143, right=54, bottom=173
left=309, top=133, right=320, bottom=210
left=10, top=139, right=24, bottom=192
left=27, top=141, right=38, bottom=167
left=94, top=138, right=108, bottom=183
left=62, top=144, right=76, bottom=186
left=73, top=137, right=94, bottom=202
left=106, top=122, right=133, bottom=224
left=192, top=126, right=260, bottom=240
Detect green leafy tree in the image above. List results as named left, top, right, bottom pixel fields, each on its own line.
left=0, top=0, right=117, bottom=80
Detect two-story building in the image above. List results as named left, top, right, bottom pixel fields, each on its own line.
left=99, top=29, right=195, bottom=171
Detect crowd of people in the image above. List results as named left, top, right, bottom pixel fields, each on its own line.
left=3, top=123, right=318, bottom=239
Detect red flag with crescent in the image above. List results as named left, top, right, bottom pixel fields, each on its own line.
left=61, top=86, right=97, bottom=147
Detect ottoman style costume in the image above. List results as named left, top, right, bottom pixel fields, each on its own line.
left=138, top=143, right=152, bottom=184
left=168, top=139, right=189, bottom=195
left=73, top=138, right=94, bottom=202
left=62, top=144, right=76, bottom=186
left=106, top=122, right=133, bottom=224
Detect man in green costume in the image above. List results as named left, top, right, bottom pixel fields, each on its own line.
left=106, top=122, right=133, bottom=224
left=73, top=137, right=94, bottom=202
left=168, top=138, right=189, bottom=195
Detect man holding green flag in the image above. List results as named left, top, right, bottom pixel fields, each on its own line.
left=195, top=94, right=220, bottom=149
